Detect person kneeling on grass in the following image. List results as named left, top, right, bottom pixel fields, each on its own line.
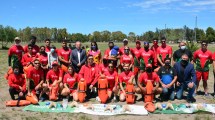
left=173, top=54, right=196, bottom=103
left=61, top=65, right=79, bottom=101
left=119, top=64, right=135, bottom=102
left=8, top=66, right=26, bottom=100
left=136, top=64, right=162, bottom=101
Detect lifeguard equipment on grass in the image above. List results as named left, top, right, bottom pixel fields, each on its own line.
left=144, top=102, right=156, bottom=113
left=26, top=93, right=38, bottom=104
left=49, top=85, right=59, bottom=101
left=98, top=76, right=109, bottom=103
left=5, top=100, right=31, bottom=107
left=125, top=83, right=135, bottom=104
left=144, top=80, right=155, bottom=112
left=77, top=80, right=87, bottom=103
left=4, top=68, right=13, bottom=80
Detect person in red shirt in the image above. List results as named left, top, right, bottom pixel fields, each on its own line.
left=120, top=46, right=134, bottom=70
left=136, top=64, right=162, bottom=96
left=23, top=36, right=40, bottom=56
left=27, top=59, right=45, bottom=97
left=36, top=46, right=48, bottom=78
left=79, top=55, right=100, bottom=99
left=58, top=40, right=72, bottom=73
left=45, top=39, right=51, bottom=53
left=99, top=58, right=109, bottom=74
left=193, top=41, right=213, bottom=96
left=151, top=38, right=159, bottom=69
left=8, top=37, right=24, bottom=70
left=140, top=42, right=154, bottom=72
left=61, top=65, right=79, bottom=101
left=8, top=66, right=26, bottom=100
left=213, top=52, right=215, bottom=97
left=119, top=39, right=131, bottom=56
left=103, top=63, right=119, bottom=100
left=157, top=37, right=172, bottom=66
left=21, top=44, right=36, bottom=67
left=119, top=64, right=135, bottom=102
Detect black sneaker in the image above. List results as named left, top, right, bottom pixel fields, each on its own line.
left=187, top=97, right=196, bottom=103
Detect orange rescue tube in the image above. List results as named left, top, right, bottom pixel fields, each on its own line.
left=144, top=102, right=156, bottom=113
left=4, top=68, right=13, bottom=80
left=125, top=83, right=135, bottom=104
left=144, top=80, right=154, bottom=103
left=26, top=94, right=38, bottom=104
left=98, top=77, right=108, bottom=103
left=49, top=85, right=59, bottom=101
left=61, top=64, right=68, bottom=73
left=78, top=80, right=87, bottom=103
left=5, top=100, right=31, bottom=107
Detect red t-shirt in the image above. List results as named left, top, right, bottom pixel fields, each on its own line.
left=103, top=71, right=118, bottom=88
left=104, top=48, right=111, bottom=58
left=21, top=53, right=36, bottom=66
left=119, top=46, right=132, bottom=55
left=131, top=47, right=143, bottom=59
left=120, top=54, right=133, bottom=64
left=151, top=45, right=159, bottom=66
left=140, top=49, right=154, bottom=65
left=213, top=52, right=215, bottom=61
left=157, top=45, right=172, bottom=62
left=193, top=49, right=213, bottom=70
left=119, top=71, right=134, bottom=84
left=23, top=45, right=40, bottom=56
left=8, top=74, right=26, bottom=92
left=8, top=45, right=24, bottom=61
left=46, top=69, right=63, bottom=83
left=58, top=48, right=71, bottom=62
left=63, top=73, right=79, bottom=89
left=45, top=46, right=50, bottom=52
left=36, top=54, right=48, bottom=66
left=138, top=72, right=160, bottom=85
left=27, top=67, right=44, bottom=86
left=99, top=64, right=109, bottom=74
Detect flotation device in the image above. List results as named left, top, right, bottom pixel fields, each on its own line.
left=23, top=64, right=33, bottom=74
left=144, top=102, right=156, bottom=113
left=5, top=100, right=31, bottom=107
left=125, top=83, right=135, bottom=104
left=26, top=93, right=38, bottom=104
left=98, top=76, right=108, bottom=103
left=144, top=80, right=154, bottom=103
left=93, top=54, right=100, bottom=64
left=77, top=80, right=87, bottom=103
left=49, top=85, right=59, bottom=101
left=61, top=64, right=68, bottom=73
left=4, top=68, right=13, bottom=80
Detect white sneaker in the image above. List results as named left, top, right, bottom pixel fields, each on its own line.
left=96, top=96, right=101, bottom=102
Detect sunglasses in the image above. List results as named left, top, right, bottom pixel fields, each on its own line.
left=34, top=62, right=40, bottom=65
left=202, top=44, right=207, bottom=46
left=28, top=48, right=33, bottom=50
left=109, top=66, right=113, bottom=68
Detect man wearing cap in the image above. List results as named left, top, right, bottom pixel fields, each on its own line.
left=119, top=39, right=131, bottom=56
left=8, top=37, right=24, bottom=70
left=136, top=64, right=162, bottom=97
left=140, top=41, right=154, bottom=72
left=131, top=40, right=144, bottom=84
left=150, top=38, right=159, bottom=69
left=23, top=36, right=40, bottom=56
left=157, top=37, right=173, bottom=66
left=173, top=41, right=193, bottom=64
left=193, top=41, right=213, bottom=97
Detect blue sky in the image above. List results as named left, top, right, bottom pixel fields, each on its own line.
left=0, top=0, right=215, bottom=35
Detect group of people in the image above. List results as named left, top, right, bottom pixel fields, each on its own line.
left=7, top=36, right=215, bottom=104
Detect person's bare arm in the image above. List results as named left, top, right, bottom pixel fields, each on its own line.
left=157, top=54, right=164, bottom=66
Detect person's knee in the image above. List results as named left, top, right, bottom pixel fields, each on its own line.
left=61, top=88, right=70, bottom=96
left=135, top=87, right=141, bottom=94
left=9, top=87, right=15, bottom=92
left=119, top=94, right=125, bottom=102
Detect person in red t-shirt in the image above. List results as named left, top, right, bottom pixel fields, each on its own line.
left=21, top=44, right=36, bottom=67
left=58, top=40, right=72, bottom=73
left=104, top=41, right=119, bottom=68
left=45, top=39, right=51, bottom=53
left=213, top=52, right=215, bottom=97
left=79, top=55, right=100, bottom=99
left=103, top=63, right=119, bottom=100
left=23, top=36, right=40, bottom=56
left=61, top=65, right=79, bottom=101
left=99, top=58, right=109, bottom=74
left=140, top=41, right=154, bottom=72
left=8, top=37, right=24, bottom=69
left=120, top=46, right=134, bottom=71
left=157, top=37, right=172, bottom=66
left=119, top=64, right=135, bottom=102
left=27, top=59, right=45, bottom=96
left=151, top=38, right=159, bottom=69
left=8, top=66, right=26, bottom=100
left=119, top=39, right=131, bottom=56
left=36, top=46, right=48, bottom=78
left=136, top=64, right=162, bottom=96
left=193, top=41, right=213, bottom=96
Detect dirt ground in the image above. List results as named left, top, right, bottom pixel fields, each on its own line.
left=0, top=47, right=215, bottom=120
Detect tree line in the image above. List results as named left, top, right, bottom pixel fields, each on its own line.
left=0, top=24, right=215, bottom=48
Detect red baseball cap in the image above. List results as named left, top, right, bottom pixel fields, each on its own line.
left=146, top=64, right=152, bottom=68
left=52, top=61, right=58, bottom=66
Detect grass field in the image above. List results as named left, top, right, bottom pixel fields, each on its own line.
left=0, top=42, right=215, bottom=120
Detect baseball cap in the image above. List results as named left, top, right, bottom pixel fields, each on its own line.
left=14, top=37, right=20, bottom=40
left=146, top=64, right=152, bottom=68
left=123, top=39, right=128, bottom=42
left=52, top=61, right=58, bottom=66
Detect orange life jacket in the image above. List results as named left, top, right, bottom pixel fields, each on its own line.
left=26, top=93, right=38, bottom=104
left=61, top=64, right=68, bottom=73
left=5, top=100, right=31, bottom=107
left=98, top=76, right=108, bottom=103
left=125, top=83, right=135, bottom=104
left=23, top=64, right=33, bottom=74
left=78, top=80, right=87, bottom=103
left=144, top=80, right=154, bottom=103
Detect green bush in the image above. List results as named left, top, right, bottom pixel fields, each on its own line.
left=186, top=41, right=199, bottom=53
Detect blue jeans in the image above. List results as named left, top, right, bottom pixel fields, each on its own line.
left=176, top=81, right=196, bottom=100
left=162, top=87, right=175, bottom=100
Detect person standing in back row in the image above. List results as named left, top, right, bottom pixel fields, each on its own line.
left=23, top=36, right=39, bottom=56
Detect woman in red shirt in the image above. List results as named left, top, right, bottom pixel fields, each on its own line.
left=119, top=46, right=133, bottom=71
left=36, top=46, right=48, bottom=77
left=61, top=65, right=79, bottom=101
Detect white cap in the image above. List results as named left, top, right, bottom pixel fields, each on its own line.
left=123, top=39, right=128, bottom=42
left=14, top=37, right=20, bottom=40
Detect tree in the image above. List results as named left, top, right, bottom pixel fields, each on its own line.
left=128, top=32, right=136, bottom=42
left=142, top=31, right=154, bottom=42
left=196, top=28, right=206, bottom=42
left=101, top=30, right=111, bottom=42
left=206, top=27, right=215, bottom=42
left=92, top=31, right=101, bottom=42
left=0, top=25, right=17, bottom=49
left=111, top=31, right=127, bottom=42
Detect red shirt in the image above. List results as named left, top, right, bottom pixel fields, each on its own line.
left=46, top=69, right=63, bottom=83
left=21, top=53, right=36, bottom=66
left=140, top=49, right=154, bottom=65
left=131, top=47, right=143, bottom=59
left=79, top=64, right=100, bottom=86
left=99, top=64, right=109, bottom=74
left=36, top=54, right=48, bottom=66
left=45, top=46, right=50, bottom=52
left=8, top=74, right=26, bottom=92
left=119, top=71, right=134, bottom=84
left=103, top=71, right=118, bottom=88
left=63, top=73, right=79, bottom=89
left=8, top=45, right=24, bottom=61
left=120, top=54, right=134, bottom=64
left=23, top=45, right=40, bottom=56
left=151, top=45, right=159, bottom=66
left=104, top=48, right=111, bottom=58
left=157, top=45, right=172, bottom=62
left=138, top=72, right=160, bottom=85
left=193, top=49, right=213, bottom=70
left=27, top=67, right=44, bottom=86
left=58, top=48, right=71, bottom=62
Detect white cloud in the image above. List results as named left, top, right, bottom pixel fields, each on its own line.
left=132, top=0, right=180, bottom=8
left=183, top=0, right=215, bottom=6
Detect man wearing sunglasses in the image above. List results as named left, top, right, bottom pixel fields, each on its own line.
left=193, top=41, right=213, bottom=97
